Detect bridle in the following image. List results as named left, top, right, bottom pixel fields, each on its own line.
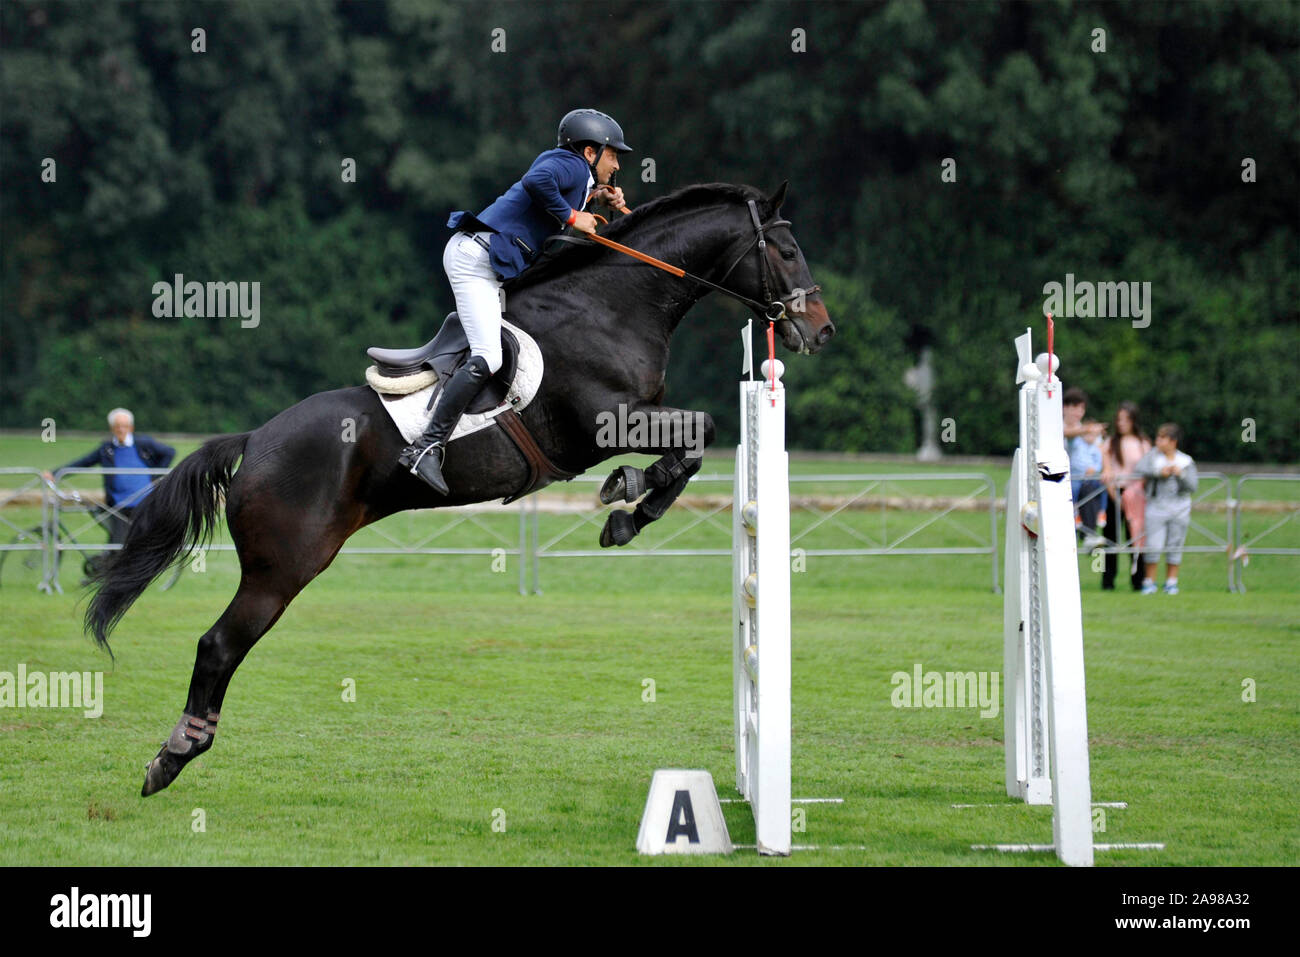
left=545, top=197, right=820, bottom=323
left=712, top=200, right=821, bottom=322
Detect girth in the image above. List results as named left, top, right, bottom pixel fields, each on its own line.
left=495, top=409, right=578, bottom=503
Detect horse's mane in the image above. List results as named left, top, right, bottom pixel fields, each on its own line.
left=504, top=182, right=769, bottom=292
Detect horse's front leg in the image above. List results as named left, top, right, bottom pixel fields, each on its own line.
left=596, top=405, right=715, bottom=547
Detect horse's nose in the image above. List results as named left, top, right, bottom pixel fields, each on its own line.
left=818, top=322, right=836, bottom=345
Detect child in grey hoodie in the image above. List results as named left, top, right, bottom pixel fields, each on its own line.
left=1136, top=423, right=1198, bottom=594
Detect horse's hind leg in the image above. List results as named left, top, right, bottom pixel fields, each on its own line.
left=143, top=512, right=359, bottom=796
left=142, top=574, right=297, bottom=796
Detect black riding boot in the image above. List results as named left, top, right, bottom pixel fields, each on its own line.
left=398, top=355, right=492, bottom=495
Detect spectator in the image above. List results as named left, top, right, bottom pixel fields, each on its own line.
left=1135, top=423, right=1198, bottom=595
left=43, top=408, right=175, bottom=554
left=1062, top=387, right=1108, bottom=551
left=1100, top=401, right=1151, bottom=591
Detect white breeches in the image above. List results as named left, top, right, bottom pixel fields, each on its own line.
left=442, top=231, right=504, bottom=374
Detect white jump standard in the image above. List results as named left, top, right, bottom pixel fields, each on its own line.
left=1000, top=328, right=1095, bottom=866
left=733, top=358, right=793, bottom=856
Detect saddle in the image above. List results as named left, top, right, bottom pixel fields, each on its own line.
left=365, top=313, right=576, bottom=501
left=367, top=312, right=520, bottom=415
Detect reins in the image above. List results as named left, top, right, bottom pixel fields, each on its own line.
left=543, top=190, right=817, bottom=322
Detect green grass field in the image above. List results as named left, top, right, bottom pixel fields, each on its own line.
left=1, top=435, right=1297, bottom=866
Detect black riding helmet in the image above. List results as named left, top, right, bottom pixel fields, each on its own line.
left=557, top=109, right=632, bottom=177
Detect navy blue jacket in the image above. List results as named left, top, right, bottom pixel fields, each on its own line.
left=57, top=435, right=176, bottom=507
left=448, top=148, right=594, bottom=281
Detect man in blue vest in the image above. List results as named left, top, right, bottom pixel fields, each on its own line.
left=399, top=108, right=633, bottom=494
left=44, top=407, right=176, bottom=550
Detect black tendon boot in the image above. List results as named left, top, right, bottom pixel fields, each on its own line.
left=398, top=355, right=492, bottom=494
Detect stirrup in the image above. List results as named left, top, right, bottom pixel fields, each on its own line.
left=400, top=442, right=443, bottom=473
left=408, top=443, right=443, bottom=473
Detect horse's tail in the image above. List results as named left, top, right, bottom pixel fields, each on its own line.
left=85, top=432, right=250, bottom=656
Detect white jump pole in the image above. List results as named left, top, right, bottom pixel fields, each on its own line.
left=733, top=322, right=792, bottom=856
left=1002, top=325, right=1095, bottom=866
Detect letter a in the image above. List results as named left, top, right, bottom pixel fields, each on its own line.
left=665, top=789, right=700, bottom=844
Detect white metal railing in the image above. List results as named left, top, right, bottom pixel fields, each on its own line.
left=0, top=469, right=51, bottom=591
left=3, top=466, right=1293, bottom=595
left=527, top=471, right=1001, bottom=594
left=1231, top=474, right=1300, bottom=593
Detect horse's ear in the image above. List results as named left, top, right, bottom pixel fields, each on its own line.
left=767, top=181, right=788, bottom=215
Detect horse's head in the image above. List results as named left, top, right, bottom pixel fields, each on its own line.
left=510, top=181, right=833, bottom=355
left=721, top=182, right=835, bottom=355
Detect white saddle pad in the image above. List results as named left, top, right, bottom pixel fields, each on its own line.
left=367, top=319, right=544, bottom=445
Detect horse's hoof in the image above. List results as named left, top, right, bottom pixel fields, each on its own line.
left=600, top=509, right=638, bottom=547
left=141, top=748, right=181, bottom=797
left=599, top=465, right=645, bottom=505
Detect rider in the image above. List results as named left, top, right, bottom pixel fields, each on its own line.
left=399, top=108, right=632, bottom=494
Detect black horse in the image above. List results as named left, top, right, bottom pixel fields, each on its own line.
left=85, top=181, right=834, bottom=796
